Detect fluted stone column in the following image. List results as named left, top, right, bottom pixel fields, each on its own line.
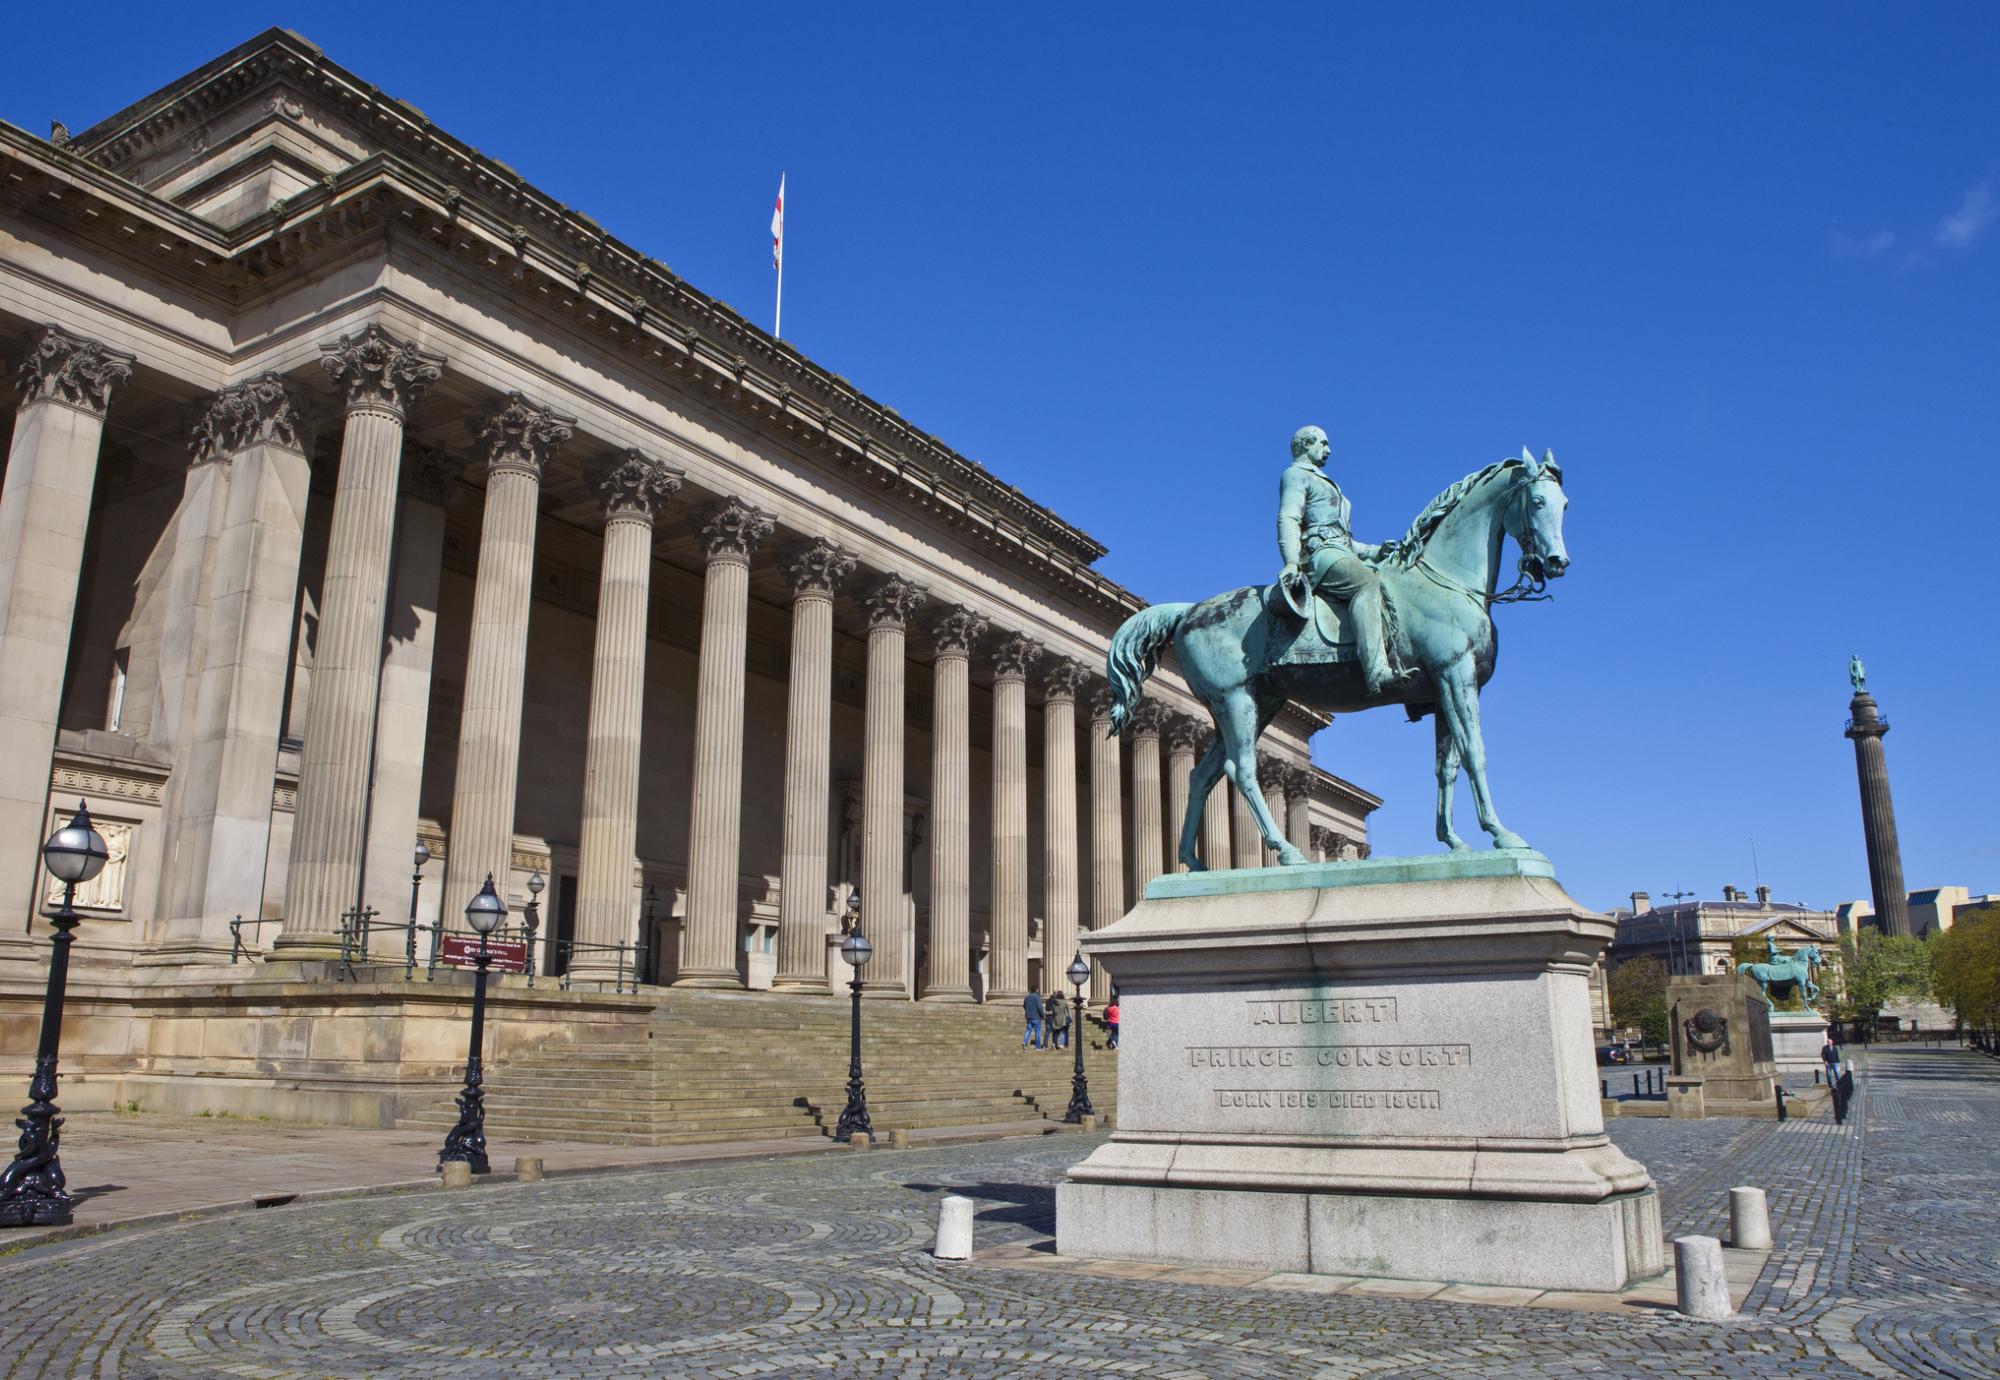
left=678, top=498, right=775, bottom=986
left=859, top=575, right=927, bottom=998
left=1040, top=658, right=1087, bottom=996
left=0, top=328, right=131, bottom=934
left=923, top=605, right=987, bottom=1002
left=1253, top=754, right=1292, bottom=865
left=1127, top=699, right=1167, bottom=895
left=156, top=375, right=314, bottom=961
left=571, top=452, right=680, bottom=981
left=987, top=633, right=1041, bottom=999
left=1282, top=766, right=1314, bottom=855
left=1203, top=766, right=1232, bottom=872
left=442, top=393, right=574, bottom=926
left=1231, top=768, right=1263, bottom=869
left=1165, top=715, right=1200, bottom=873
left=360, top=447, right=457, bottom=941
left=282, top=328, right=442, bottom=953
left=772, top=538, right=856, bottom=991
left=1086, top=686, right=1126, bottom=1002
left=1846, top=689, right=1910, bottom=937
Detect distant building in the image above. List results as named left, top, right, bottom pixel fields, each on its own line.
left=1835, top=887, right=1995, bottom=939
left=1608, top=885, right=1839, bottom=981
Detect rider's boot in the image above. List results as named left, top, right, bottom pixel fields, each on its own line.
left=1352, top=584, right=1394, bottom=695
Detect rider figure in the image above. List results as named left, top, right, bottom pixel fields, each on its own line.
left=1765, top=933, right=1784, bottom=966
left=1278, top=425, right=1397, bottom=694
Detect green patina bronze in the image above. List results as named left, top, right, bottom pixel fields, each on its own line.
left=1737, top=942, right=1824, bottom=1009
left=1849, top=653, right=1867, bottom=694
left=1106, top=428, right=1570, bottom=867
left=1144, top=846, right=1555, bottom=901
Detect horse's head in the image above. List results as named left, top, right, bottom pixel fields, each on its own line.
left=1507, top=447, right=1569, bottom=582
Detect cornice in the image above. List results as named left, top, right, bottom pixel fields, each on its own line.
left=48, top=29, right=1111, bottom=569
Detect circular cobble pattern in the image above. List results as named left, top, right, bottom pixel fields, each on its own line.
left=2, top=1049, right=1996, bottom=1378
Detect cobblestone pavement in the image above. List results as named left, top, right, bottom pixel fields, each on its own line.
left=1, top=1048, right=1993, bottom=1378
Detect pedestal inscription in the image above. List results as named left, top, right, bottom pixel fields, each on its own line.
left=1058, top=853, right=1665, bottom=1293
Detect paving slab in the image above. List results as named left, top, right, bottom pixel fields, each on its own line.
left=0, top=1047, right=1991, bottom=1377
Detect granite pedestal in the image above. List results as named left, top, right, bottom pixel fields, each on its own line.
left=1668, top=975, right=1778, bottom=1116
left=1769, top=1009, right=1832, bottom=1080
left=1056, top=851, right=1664, bottom=1293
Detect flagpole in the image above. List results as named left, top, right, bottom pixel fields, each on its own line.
left=773, top=172, right=785, bottom=340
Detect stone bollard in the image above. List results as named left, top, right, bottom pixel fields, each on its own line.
left=849, top=1132, right=871, bottom=1151
left=1729, top=1187, right=1772, bottom=1249
left=890, top=1128, right=910, bottom=1150
left=1080, top=1114, right=1097, bottom=1132
left=934, top=1195, right=975, bottom=1260
left=515, top=1156, right=545, bottom=1183
left=439, top=1161, right=473, bottom=1190
left=1674, top=1235, right=1732, bottom=1319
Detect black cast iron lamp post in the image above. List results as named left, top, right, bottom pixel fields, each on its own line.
left=1064, top=951, right=1095, bottom=1125
left=524, top=869, right=544, bottom=981
left=0, top=800, right=109, bottom=1227
left=439, top=874, right=505, bottom=1174
left=835, top=891, right=873, bottom=1143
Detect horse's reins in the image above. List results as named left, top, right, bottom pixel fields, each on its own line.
left=1407, top=480, right=1554, bottom=608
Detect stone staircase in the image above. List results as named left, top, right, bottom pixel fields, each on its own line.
left=395, top=989, right=1117, bottom=1147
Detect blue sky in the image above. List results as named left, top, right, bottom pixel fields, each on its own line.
left=9, top=4, right=1995, bottom=911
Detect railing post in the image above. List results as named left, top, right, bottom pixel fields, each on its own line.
left=230, top=915, right=244, bottom=964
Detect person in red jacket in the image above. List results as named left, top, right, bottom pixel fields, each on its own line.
left=1105, top=998, right=1120, bottom=1050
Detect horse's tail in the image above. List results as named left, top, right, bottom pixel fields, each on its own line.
left=1105, top=603, right=1192, bottom=733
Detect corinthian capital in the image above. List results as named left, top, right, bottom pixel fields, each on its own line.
left=989, top=632, right=1043, bottom=681
left=779, top=537, right=857, bottom=598
left=1127, top=698, right=1170, bottom=738
left=1165, top=713, right=1207, bottom=755
left=1043, top=657, right=1089, bottom=702
left=1283, top=765, right=1315, bottom=804
left=930, top=605, right=989, bottom=656
left=319, top=326, right=443, bottom=417
left=1088, top=684, right=1123, bottom=724
left=17, top=325, right=134, bottom=416
left=695, top=497, right=775, bottom=563
left=589, top=448, right=682, bottom=520
left=472, top=391, right=575, bottom=478
left=189, top=372, right=315, bottom=464
left=862, top=574, right=928, bottom=629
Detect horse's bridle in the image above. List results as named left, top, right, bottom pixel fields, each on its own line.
left=1412, top=475, right=1555, bottom=608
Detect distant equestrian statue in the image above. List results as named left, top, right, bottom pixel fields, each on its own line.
left=1737, top=943, right=1823, bottom=1007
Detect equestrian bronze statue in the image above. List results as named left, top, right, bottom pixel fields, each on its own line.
left=1106, top=428, right=1570, bottom=867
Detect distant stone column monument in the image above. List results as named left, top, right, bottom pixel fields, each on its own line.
left=1843, top=656, right=1910, bottom=939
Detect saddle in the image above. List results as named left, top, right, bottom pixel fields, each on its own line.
left=1264, top=581, right=1407, bottom=672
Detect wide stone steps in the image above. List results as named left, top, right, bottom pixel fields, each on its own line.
left=392, top=988, right=1114, bottom=1146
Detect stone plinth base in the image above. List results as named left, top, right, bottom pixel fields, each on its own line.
left=1058, top=1180, right=1661, bottom=1294
left=1770, top=1009, right=1831, bottom=1078
left=1058, top=851, right=1664, bottom=1294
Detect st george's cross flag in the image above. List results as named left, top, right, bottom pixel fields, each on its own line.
left=771, top=174, right=785, bottom=270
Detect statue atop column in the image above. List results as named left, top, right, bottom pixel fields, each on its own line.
left=1849, top=653, right=1866, bottom=694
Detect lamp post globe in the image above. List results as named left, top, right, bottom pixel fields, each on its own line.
left=835, top=891, right=872, bottom=1142
left=0, top=801, right=109, bottom=1228
left=522, top=870, right=545, bottom=981
left=414, top=839, right=431, bottom=871
left=1063, top=950, right=1096, bottom=1125
left=440, top=874, right=506, bottom=1174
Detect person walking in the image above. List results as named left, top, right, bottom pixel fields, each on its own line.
left=1048, top=986, right=1072, bottom=1050
left=1105, top=998, right=1120, bottom=1050
left=1820, top=1036, right=1841, bottom=1081
left=1023, top=988, right=1044, bottom=1050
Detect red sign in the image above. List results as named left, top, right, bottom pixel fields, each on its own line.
left=441, top=935, right=528, bottom=973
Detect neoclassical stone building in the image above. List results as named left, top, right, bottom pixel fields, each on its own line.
left=0, top=31, right=1376, bottom=1118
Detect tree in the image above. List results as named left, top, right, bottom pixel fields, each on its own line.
left=1931, top=907, right=2000, bottom=1034
left=1609, top=956, right=1669, bottom=1046
left=1831, top=928, right=1937, bottom=1024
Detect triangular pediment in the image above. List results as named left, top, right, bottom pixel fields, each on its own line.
left=69, top=30, right=397, bottom=230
